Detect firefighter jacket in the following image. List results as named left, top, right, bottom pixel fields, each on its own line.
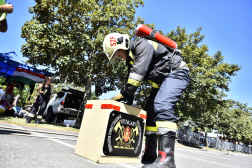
left=123, top=37, right=189, bottom=96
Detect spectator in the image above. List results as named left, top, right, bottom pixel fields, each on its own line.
left=0, top=1, right=13, bottom=33
left=25, top=77, right=52, bottom=124
left=31, top=96, right=37, bottom=106
left=0, top=86, right=6, bottom=100
left=1, top=81, right=18, bottom=104
left=12, top=94, right=20, bottom=106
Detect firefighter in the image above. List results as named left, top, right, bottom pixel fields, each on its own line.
left=103, top=33, right=190, bottom=168
left=26, top=76, right=52, bottom=124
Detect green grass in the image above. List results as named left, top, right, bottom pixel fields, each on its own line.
left=0, top=114, right=80, bottom=133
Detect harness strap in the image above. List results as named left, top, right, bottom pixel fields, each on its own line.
left=148, top=80, right=160, bottom=89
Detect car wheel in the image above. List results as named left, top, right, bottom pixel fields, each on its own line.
left=46, top=108, right=55, bottom=123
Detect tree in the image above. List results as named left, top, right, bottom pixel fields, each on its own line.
left=162, top=27, right=240, bottom=123
left=167, top=27, right=241, bottom=146
left=21, top=0, right=144, bottom=103
left=134, top=26, right=241, bottom=123
left=21, top=1, right=243, bottom=142
left=131, top=26, right=241, bottom=145
left=217, top=100, right=252, bottom=142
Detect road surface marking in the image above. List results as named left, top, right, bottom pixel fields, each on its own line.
left=11, top=124, right=76, bottom=148
left=176, top=148, right=252, bottom=164
left=177, top=153, right=240, bottom=168
left=10, top=124, right=138, bottom=168
left=117, top=163, right=138, bottom=168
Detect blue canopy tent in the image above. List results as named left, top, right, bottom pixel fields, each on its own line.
left=0, top=51, right=51, bottom=82
left=0, top=51, right=51, bottom=93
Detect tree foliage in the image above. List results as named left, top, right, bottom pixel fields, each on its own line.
left=133, top=26, right=243, bottom=144
left=134, top=26, right=241, bottom=126
left=166, top=27, right=241, bottom=123
left=21, top=0, right=144, bottom=99
left=217, top=100, right=252, bottom=142
left=20, top=0, right=249, bottom=142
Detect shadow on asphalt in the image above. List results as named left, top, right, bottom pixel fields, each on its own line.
left=0, top=129, right=31, bottom=135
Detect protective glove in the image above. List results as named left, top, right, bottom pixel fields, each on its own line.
left=112, top=94, right=125, bottom=101
left=112, top=93, right=134, bottom=105
left=121, top=92, right=134, bottom=105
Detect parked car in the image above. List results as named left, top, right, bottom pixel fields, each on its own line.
left=43, top=89, right=84, bottom=122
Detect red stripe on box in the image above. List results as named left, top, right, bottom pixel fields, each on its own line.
left=101, top=104, right=121, bottom=111
left=139, top=114, right=147, bottom=119
left=85, top=104, right=93, bottom=109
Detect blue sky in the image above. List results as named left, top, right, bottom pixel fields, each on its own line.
left=0, top=0, right=251, bottom=107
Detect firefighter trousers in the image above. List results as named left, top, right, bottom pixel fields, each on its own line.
left=144, top=68, right=190, bottom=129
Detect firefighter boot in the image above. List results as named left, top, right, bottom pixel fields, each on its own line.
left=142, top=132, right=176, bottom=168
left=26, top=113, right=35, bottom=123
left=35, top=115, right=43, bottom=124
left=35, top=118, right=41, bottom=124
left=141, top=133, right=158, bottom=164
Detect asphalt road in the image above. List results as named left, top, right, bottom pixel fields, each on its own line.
left=0, top=122, right=251, bottom=168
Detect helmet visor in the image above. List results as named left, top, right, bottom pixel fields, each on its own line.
left=105, top=49, right=119, bottom=63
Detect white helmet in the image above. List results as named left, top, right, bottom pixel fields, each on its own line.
left=103, top=33, right=130, bottom=63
